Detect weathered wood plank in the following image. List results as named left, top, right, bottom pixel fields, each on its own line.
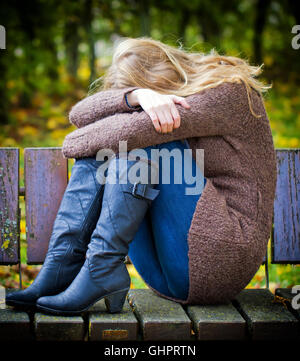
left=275, top=288, right=300, bottom=321
left=234, top=289, right=299, bottom=340
left=0, top=148, right=19, bottom=264
left=34, top=312, right=85, bottom=341
left=88, top=298, right=138, bottom=341
left=127, top=289, right=192, bottom=341
left=0, top=287, right=32, bottom=340
left=25, top=148, right=68, bottom=264
left=186, top=302, right=246, bottom=340
left=273, top=149, right=300, bottom=263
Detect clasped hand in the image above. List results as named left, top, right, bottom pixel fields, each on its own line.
left=127, top=88, right=190, bottom=133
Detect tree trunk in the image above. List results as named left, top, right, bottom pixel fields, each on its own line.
left=178, top=9, right=190, bottom=44
left=139, top=0, right=151, bottom=36
left=195, top=7, right=221, bottom=50
left=253, top=0, right=271, bottom=65
left=0, top=55, right=8, bottom=124
left=64, top=19, right=80, bottom=78
left=288, top=0, right=300, bottom=25
left=83, top=0, right=96, bottom=84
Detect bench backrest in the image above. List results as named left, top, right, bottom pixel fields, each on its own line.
left=0, top=147, right=299, bottom=265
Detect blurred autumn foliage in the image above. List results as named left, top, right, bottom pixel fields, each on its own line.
left=0, top=0, right=299, bottom=290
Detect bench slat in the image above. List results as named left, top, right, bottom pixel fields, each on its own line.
left=0, top=148, right=19, bottom=264
left=233, top=289, right=299, bottom=340
left=88, top=298, right=139, bottom=341
left=1, top=288, right=299, bottom=341
left=25, top=148, right=68, bottom=264
left=34, top=312, right=85, bottom=341
left=128, top=289, right=192, bottom=341
left=0, top=287, right=32, bottom=340
left=186, top=302, right=246, bottom=340
left=273, top=149, right=300, bottom=263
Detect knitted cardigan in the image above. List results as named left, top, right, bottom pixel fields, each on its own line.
left=62, top=82, right=277, bottom=305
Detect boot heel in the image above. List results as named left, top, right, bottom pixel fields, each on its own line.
left=104, top=289, right=129, bottom=313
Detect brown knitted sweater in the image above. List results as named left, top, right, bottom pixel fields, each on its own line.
left=62, top=82, right=277, bottom=305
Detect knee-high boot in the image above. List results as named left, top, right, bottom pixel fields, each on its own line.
left=6, top=158, right=105, bottom=308
left=36, top=153, right=160, bottom=315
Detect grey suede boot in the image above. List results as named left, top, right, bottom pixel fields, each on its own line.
left=36, top=152, right=160, bottom=315
left=6, top=157, right=105, bottom=309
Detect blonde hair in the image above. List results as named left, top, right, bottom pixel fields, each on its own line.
left=90, top=37, right=271, bottom=117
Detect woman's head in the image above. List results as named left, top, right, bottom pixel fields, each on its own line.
left=101, top=37, right=192, bottom=94
left=91, top=37, right=270, bottom=115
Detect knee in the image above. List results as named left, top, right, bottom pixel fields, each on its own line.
left=167, top=273, right=189, bottom=300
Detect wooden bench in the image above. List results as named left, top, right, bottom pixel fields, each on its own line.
left=0, top=147, right=299, bottom=341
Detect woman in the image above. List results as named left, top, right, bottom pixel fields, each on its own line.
left=6, top=37, right=277, bottom=315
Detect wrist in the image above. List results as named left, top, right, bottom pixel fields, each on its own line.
left=126, top=90, right=140, bottom=107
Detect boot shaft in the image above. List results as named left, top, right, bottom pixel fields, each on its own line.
left=86, top=153, right=160, bottom=265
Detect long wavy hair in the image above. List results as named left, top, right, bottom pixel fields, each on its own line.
left=89, top=37, right=271, bottom=117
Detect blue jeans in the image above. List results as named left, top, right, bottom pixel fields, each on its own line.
left=128, top=140, right=206, bottom=300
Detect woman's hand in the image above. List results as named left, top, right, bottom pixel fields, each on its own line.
left=127, top=88, right=190, bottom=133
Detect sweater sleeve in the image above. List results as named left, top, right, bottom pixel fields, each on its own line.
left=68, top=86, right=141, bottom=128
left=62, top=82, right=252, bottom=158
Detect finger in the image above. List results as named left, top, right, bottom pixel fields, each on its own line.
left=170, top=103, right=181, bottom=129
left=172, top=96, right=190, bottom=109
left=147, top=109, right=161, bottom=133
left=156, top=109, right=169, bottom=133
left=162, top=108, right=174, bottom=133
left=152, top=117, right=162, bottom=133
